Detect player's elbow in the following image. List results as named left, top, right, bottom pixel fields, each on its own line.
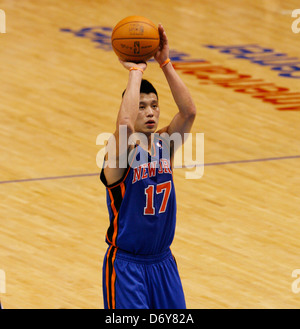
left=186, top=105, right=197, bottom=121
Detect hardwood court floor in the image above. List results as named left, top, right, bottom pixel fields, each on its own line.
left=0, top=0, right=299, bottom=308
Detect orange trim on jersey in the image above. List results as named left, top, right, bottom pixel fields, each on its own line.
left=107, top=181, right=127, bottom=247
left=106, top=165, right=130, bottom=190
left=105, top=245, right=113, bottom=309
left=111, top=247, right=117, bottom=309
left=108, top=189, right=118, bottom=247
left=106, top=146, right=138, bottom=190
left=105, top=246, right=118, bottom=309
left=108, top=189, right=117, bottom=216
left=112, top=218, right=118, bottom=246
left=151, top=138, right=156, bottom=157
left=160, top=136, right=175, bottom=173
left=120, top=181, right=125, bottom=198
left=159, top=136, right=171, bottom=150
left=106, top=233, right=112, bottom=245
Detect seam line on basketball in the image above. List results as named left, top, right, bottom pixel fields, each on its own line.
left=112, top=21, right=157, bottom=36
left=112, top=48, right=159, bottom=57
left=112, top=38, right=159, bottom=40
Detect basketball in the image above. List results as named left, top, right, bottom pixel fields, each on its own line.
left=111, top=16, right=160, bottom=63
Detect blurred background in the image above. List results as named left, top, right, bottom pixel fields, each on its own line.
left=0, top=0, right=299, bottom=308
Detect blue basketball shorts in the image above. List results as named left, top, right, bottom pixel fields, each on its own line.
left=102, top=246, right=186, bottom=309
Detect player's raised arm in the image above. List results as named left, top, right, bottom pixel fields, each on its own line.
left=155, top=24, right=196, bottom=138
left=116, top=60, right=147, bottom=134
left=103, top=60, right=147, bottom=186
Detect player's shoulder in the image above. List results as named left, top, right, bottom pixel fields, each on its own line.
left=153, top=130, right=174, bottom=154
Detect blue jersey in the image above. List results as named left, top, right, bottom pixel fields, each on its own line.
left=100, top=135, right=176, bottom=255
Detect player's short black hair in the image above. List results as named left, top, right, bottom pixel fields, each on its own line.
left=122, top=79, right=158, bottom=99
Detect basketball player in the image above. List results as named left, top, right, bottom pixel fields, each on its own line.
left=100, top=24, right=196, bottom=309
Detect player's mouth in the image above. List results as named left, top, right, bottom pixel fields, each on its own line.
left=145, top=120, right=156, bottom=128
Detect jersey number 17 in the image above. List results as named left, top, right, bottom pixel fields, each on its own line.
left=144, top=181, right=172, bottom=215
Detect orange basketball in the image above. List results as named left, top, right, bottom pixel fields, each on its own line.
left=111, top=16, right=160, bottom=63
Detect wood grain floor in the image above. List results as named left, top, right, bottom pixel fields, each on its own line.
left=0, top=0, right=299, bottom=308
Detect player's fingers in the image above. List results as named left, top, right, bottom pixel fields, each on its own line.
left=158, top=24, right=164, bottom=38
left=158, top=30, right=166, bottom=49
left=162, top=29, right=168, bottom=43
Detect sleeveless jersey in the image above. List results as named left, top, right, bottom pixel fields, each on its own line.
left=100, top=134, right=176, bottom=255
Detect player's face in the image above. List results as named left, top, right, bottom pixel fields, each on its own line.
left=134, top=93, right=160, bottom=135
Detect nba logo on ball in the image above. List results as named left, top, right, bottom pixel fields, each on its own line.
left=134, top=41, right=140, bottom=54
left=111, top=16, right=160, bottom=62
left=0, top=9, right=6, bottom=33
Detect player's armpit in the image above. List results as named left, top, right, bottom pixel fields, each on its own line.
left=102, top=133, right=134, bottom=186
left=157, top=111, right=195, bottom=150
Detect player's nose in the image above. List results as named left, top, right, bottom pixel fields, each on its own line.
left=146, top=106, right=154, bottom=116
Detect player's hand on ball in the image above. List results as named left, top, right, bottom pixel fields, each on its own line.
left=154, top=24, right=169, bottom=66
left=119, top=59, right=147, bottom=72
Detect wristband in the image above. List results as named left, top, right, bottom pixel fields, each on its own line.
left=160, top=58, right=171, bottom=68
left=129, top=67, right=144, bottom=73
